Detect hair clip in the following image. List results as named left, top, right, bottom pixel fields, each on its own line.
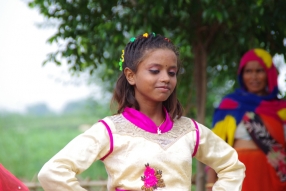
left=143, top=33, right=148, bottom=38
left=130, top=37, right=136, bottom=42
left=152, top=32, right=156, bottom=37
left=118, top=49, right=124, bottom=71
left=164, top=37, right=170, bottom=42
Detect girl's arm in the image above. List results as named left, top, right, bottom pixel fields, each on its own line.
left=206, top=168, right=217, bottom=191
left=38, top=121, right=111, bottom=191
left=194, top=123, right=245, bottom=191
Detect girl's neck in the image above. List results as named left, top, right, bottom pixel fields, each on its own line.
left=138, top=103, right=165, bottom=126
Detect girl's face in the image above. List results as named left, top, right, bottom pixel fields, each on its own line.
left=126, top=49, right=178, bottom=106
left=242, top=61, right=268, bottom=95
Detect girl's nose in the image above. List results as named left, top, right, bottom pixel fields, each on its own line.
left=160, top=71, right=170, bottom=83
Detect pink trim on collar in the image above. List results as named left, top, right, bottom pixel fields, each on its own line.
left=122, top=107, right=173, bottom=134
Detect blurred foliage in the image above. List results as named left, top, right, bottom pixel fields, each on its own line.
left=28, top=0, right=286, bottom=124
left=26, top=103, right=53, bottom=116
left=62, top=97, right=111, bottom=115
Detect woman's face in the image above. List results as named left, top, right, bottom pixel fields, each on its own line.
left=242, top=61, right=268, bottom=95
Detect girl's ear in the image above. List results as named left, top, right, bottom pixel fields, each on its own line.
left=124, top=67, right=135, bottom=85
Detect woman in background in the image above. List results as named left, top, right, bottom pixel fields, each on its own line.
left=207, top=48, right=286, bottom=191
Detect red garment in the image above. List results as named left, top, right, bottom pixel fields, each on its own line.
left=236, top=148, right=286, bottom=191
left=0, top=164, right=29, bottom=191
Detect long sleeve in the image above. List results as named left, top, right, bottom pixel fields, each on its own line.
left=38, top=122, right=111, bottom=191
left=195, top=123, right=245, bottom=191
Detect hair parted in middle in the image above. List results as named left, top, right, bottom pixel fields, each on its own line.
left=112, top=32, right=184, bottom=119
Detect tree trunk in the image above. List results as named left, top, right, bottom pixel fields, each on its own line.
left=193, top=41, right=207, bottom=191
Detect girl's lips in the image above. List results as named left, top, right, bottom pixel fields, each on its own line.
left=157, top=86, right=170, bottom=90
left=156, top=86, right=170, bottom=93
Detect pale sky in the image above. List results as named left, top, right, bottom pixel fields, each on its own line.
left=0, top=0, right=285, bottom=114
left=0, top=0, right=94, bottom=113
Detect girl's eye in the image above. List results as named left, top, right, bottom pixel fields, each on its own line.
left=168, top=72, right=176, bottom=76
left=149, top=70, right=159, bottom=74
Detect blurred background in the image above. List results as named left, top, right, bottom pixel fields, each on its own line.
left=0, top=0, right=111, bottom=113
left=1, top=0, right=286, bottom=191
left=0, top=0, right=111, bottom=189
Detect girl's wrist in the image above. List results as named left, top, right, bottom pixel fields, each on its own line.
left=205, top=182, right=214, bottom=189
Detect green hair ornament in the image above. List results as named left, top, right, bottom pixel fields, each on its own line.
left=130, top=37, right=136, bottom=42
left=118, top=49, right=124, bottom=71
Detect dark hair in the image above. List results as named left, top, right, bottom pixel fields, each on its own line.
left=112, top=33, right=184, bottom=119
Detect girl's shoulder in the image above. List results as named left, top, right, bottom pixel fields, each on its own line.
left=173, top=116, right=198, bottom=130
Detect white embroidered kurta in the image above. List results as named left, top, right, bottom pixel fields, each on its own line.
left=38, top=114, right=245, bottom=191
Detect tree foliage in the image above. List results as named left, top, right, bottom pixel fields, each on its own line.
left=62, top=97, right=111, bottom=117
left=28, top=0, right=286, bottom=119
left=26, top=103, right=52, bottom=116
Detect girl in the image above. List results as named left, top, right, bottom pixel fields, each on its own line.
left=38, top=33, right=245, bottom=191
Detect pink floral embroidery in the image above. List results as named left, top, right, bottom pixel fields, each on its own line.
left=141, top=163, right=165, bottom=191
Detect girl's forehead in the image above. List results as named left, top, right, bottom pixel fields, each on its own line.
left=142, top=49, right=177, bottom=60
left=142, top=48, right=176, bottom=57
left=137, top=49, right=177, bottom=69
